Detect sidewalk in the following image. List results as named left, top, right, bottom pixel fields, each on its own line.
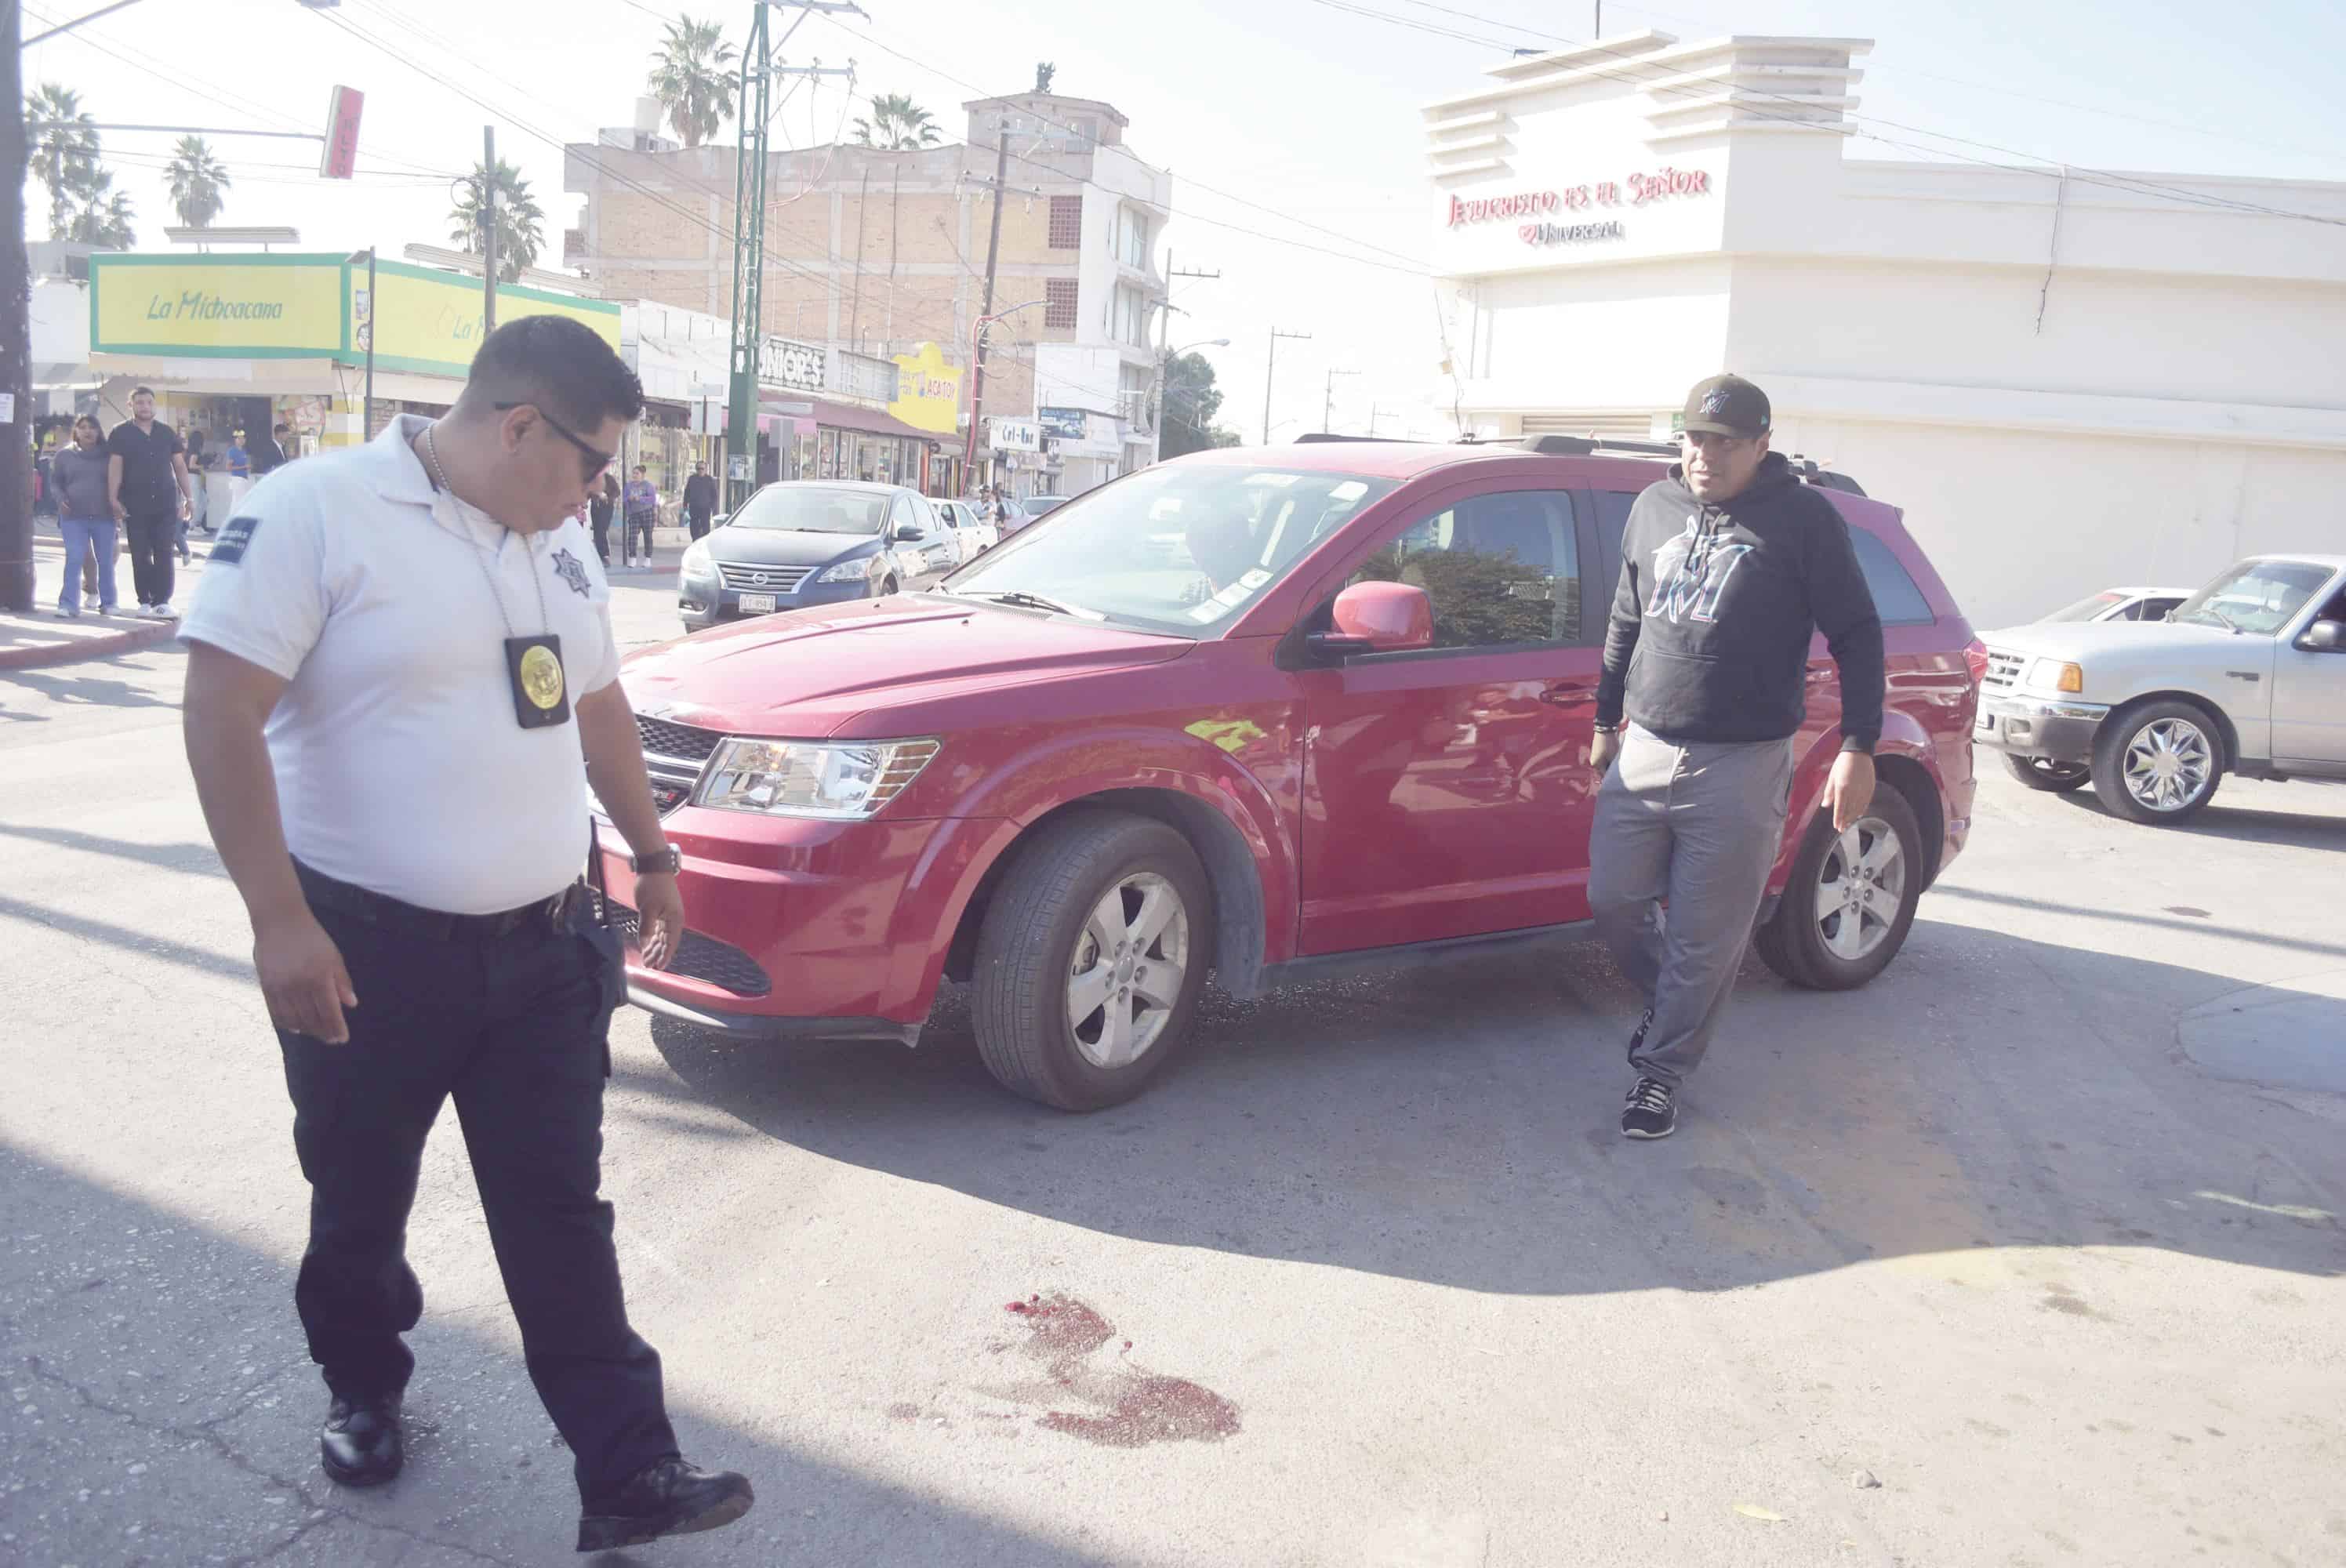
left=0, top=519, right=210, bottom=672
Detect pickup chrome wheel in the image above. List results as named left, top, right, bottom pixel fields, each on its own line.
left=2090, top=701, right=2223, bottom=826
left=1755, top=782, right=1925, bottom=991
left=972, top=812, right=1212, bottom=1110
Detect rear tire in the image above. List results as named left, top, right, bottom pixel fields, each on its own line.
left=971, top=812, right=1214, bottom=1111
left=2001, top=754, right=2090, bottom=793
left=1755, top=783, right=1925, bottom=991
left=2090, top=700, right=2222, bottom=825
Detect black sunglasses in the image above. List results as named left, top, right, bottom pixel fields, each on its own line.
left=494, top=401, right=616, bottom=481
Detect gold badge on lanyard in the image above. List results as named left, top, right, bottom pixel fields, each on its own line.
left=505, top=634, right=570, bottom=729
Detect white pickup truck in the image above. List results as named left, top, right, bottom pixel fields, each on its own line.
left=1975, top=554, right=2346, bottom=824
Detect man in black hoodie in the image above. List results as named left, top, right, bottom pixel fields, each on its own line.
left=1589, top=375, right=1884, bottom=1139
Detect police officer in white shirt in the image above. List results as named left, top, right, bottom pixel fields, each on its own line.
left=180, top=317, right=752, bottom=1552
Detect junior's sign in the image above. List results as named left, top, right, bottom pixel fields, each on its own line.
left=1447, top=165, right=1713, bottom=227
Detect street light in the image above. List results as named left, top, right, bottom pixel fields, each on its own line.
left=346, top=248, right=376, bottom=441
left=1155, top=339, right=1229, bottom=446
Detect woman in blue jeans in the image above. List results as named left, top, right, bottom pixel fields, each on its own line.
left=51, top=415, right=120, bottom=618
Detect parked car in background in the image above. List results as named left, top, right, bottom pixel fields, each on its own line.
left=676, top=481, right=950, bottom=632
left=1976, top=554, right=2346, bottom=821
left=598, top=435, right=1981, bottom=1111
left=934, top=498, right=997, bottom=564
left=2041, top=586, right=2195, bottom=625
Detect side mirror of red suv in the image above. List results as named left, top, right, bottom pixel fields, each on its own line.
left=1309, top=580, right=1435, bottom=659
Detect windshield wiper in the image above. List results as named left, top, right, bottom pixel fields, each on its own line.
left=2184, top=606, right=2237, bottom=631
left=954, top=588, right=1103, bottom=620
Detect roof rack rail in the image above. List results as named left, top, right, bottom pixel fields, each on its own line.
left=1506, top=434, right=1682, bottom=458
left=1294, top=432, right=1412, bottom=444
left=1787, top=456, right=1868, bottom=496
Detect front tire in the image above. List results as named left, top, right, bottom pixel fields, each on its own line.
left=1755, top=784, right=1925, bottom=991
left=971, top=812, right=1213, bottom=1111
left=2001, top=754, right=2090, bottom=793
left=2090, top=701, right=2222, bottom=825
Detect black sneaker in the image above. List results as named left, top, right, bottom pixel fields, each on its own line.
left=1626, top=1007, right=1654, bottom=1065
left=1621, top=1076, right=1677, bottom=1140
left=577, top=1456, right=754, bottom=1552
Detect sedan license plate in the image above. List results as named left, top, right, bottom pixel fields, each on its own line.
left=737, top=592, right=777, bottom=614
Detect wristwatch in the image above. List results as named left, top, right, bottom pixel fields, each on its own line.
left=630, top=846, right=682, bottom=875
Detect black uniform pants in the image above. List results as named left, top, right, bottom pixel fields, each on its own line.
left=276, top=867, right=677, bottom=1501
left=125, top=507, right=177, bottom=605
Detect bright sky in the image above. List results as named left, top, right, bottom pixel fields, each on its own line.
left=21, top=0, right=2345, bottom=443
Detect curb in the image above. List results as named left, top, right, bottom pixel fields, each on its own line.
left=0, top=615, right=180, bottom=672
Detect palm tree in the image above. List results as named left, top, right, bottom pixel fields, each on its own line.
left=165, top=135, right=232, bottom=229
left=449, top=157, right=547, bottom=282
left=67, top=172, right=136, bottom=249
left=27, top=83, right=102, bottom=241
left=852, top=93, right=940, bottom=151
left=647, top=15, right=738, bottom=149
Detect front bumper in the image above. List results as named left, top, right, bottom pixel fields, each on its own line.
left=678, top=572, right=876, bottom=628
left=1973, top=694, right=2110, bottom=765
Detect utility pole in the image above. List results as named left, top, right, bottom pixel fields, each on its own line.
left=724, top=4, right=859, bottom=510
left=845, top=162, right=870, bottom=351
left=960, top=124, right=1011, bottom=490
left=1263, top=328, right=1310, bottom=446
left=1, top=0, right=30, bottom=612
left=1324, top=368, right=1359, bottom=434
left=481, top=126, right=499, bottom=336
left=1148, top=252, right=1219, bottom=458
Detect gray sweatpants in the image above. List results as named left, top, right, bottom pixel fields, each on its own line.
left=1589, top=724, right=1795, bottom=1088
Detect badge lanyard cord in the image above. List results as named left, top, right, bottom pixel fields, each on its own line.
left=423, top=424, right=550, bottom=644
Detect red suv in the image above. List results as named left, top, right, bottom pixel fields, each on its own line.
left=594, top=438, right=1982, bottom=1110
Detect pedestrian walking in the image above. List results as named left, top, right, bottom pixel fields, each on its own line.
left=49, top=415, right=119, bottom=619
left=587, top=471, right=617, bottom=566
left=623, top=464, right=658, bottom=568
left=178, top=316, right=753, bottom=1552
left=106, top=387, right=194, bottom=619
left=1587, top=374, right=1884, bottom=1140
left=681, top=460, right=717, bottom=542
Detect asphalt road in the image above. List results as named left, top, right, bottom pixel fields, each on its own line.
left=3, top=580, right=2343, bottom=1568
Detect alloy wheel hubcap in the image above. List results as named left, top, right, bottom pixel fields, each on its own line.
left=1066, top=873, right=1189, bottom=1070
left=2123, top=718, right=2212, bottom=811
left=1817, top=818, right=1905, bottom=963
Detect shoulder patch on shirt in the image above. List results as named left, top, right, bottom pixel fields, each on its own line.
left=550, top=546, right=591, bottom=597
left=210, top=514, right=263, bottom=565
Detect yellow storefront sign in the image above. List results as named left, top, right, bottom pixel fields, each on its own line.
left=889, top=341, right=963, bottom=436
left=361, top=261, right=620, bottom=379
left=91, top=256, right=343, bottom=358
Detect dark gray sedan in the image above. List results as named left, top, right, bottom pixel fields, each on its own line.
left=677, top=481, right=953, bottom=631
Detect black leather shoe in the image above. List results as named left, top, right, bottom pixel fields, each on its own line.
left=576, top=1457, right=754, bottom=1552
left=320, top=1393, right=403, bottom=1487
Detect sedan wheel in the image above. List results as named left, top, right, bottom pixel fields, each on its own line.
left=2000, top=754, right=2091, bottom=793
left=2090, top=701, right=2223, bottom=825
left=1815, top=818, right=1906, bottom=964
left=1066, top=873, right=1189, bottom=1069
left=1755, top=782, right=1924, bottom=991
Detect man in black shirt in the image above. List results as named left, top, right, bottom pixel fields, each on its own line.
left=681, top=461, right=718, bottom=541
left=254, top=423, right=292, bottom=475
left=107, top=387, right=194, bottom=619
left=1588, top=375, right=1884, bottom=1140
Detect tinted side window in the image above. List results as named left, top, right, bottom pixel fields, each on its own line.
left=1349, top=490, right=1585, bottom=649
left=1847, top=526, right=1934, bottom=626
left=1592, top=489, right=1636, bottom=559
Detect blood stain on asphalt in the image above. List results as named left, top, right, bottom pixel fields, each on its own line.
left=998, top=1293, right=1240, bottom=1448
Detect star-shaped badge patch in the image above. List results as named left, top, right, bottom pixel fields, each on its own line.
left=551, top=546, right=592, bottom=597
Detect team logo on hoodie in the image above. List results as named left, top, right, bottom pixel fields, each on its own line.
left=1646, top=519, right=1752, bottom=623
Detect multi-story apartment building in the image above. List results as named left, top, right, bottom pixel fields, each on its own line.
left=566, top=89, right=1172, bottom=496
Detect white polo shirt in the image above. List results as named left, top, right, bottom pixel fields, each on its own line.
left=183, top=415, right=623, bottom=915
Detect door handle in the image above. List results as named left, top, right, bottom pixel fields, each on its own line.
left=2224, top=671, right=2261, bottom=682
left=1538, top=687, right=1590, bottom=707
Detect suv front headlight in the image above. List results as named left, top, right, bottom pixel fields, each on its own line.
left=816, top=553, right=881, bottom=584
left=2028, top=659, right=2086, bottom=694
left=697, top=737, right=940, bottom=819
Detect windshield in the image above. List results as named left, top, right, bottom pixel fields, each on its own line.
left=2171, top=561, right=2336, bottom=635
left=1023, top=496, right=1067, bottom=516
left=2046, top=591, right=2126, bottom=622
left=943, top=464, right=1398, bottom=635
left=727, top=485, right=888, bottom=535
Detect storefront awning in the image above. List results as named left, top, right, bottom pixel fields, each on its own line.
left=761, top=395, right=939, bottom=444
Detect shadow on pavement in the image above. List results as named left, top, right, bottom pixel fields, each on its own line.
left=0, top=1142, right=1114, bottom=1568
left=649, top=917, right=2346, bottom=1298
left=2052, top=788, right=2346, bottom=853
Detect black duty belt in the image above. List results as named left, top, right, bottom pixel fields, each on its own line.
left=294, top=862, right=582, bottom=943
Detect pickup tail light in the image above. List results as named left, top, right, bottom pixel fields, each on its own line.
left=1963, top=638, right=1989, bottom=688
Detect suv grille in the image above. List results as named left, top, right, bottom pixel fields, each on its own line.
left=1982, top=649, right=2025, bottom=691
left=591, top=893, right=773, bottom=997
left=718, top=562, right=812, bottom=593
left=630, top=717, right=724, bottom=816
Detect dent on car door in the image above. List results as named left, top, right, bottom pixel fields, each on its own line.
left=1297, top=486, right=1605, bottom=956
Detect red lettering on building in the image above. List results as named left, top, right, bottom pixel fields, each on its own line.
left=1451, top=167, right=1712, bottom=224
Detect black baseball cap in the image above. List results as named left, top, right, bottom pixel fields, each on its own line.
left=1681, top=373, right=1770, bottom=439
